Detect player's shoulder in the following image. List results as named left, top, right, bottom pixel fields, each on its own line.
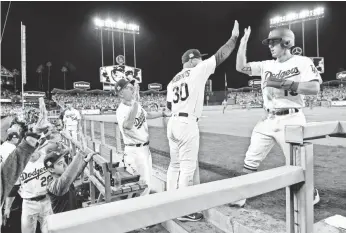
left=294, top=55, right=313, bottom=64
left=291, top=55, right=311, bottom=64
left=260, top=59, right=276, bottom=66
left=197, top=55, right=216, bottom=67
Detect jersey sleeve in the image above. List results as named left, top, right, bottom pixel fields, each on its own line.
left=248, top=61, right=263, bottom=77
left=116, top=107, right=127, bottom=128
left=300, top=57, right=323, bottom=84
left=198, top=55, right=217, bottom=83
left=166, top=83, right=173, bottom=103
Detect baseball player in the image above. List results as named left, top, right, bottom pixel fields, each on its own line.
left=115, top=79, right=170, bottom=196
left=234, top=26, right=322, bottom=207
left=3, top=141, right=56, bottom=233
left=166, top=20, right=239, bottom=222
left=63, top=101, right=81, bottom=141
left=222, top=99, right=228, bottom=114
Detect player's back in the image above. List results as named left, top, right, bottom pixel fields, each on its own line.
left=167, top=56, right=216, bottom=118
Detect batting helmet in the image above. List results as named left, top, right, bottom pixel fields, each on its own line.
left=262, top=28, right=295, bottom=48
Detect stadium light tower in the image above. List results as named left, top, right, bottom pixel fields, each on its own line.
left=269, top=7, right=324, bottom=56
left=93, top=17, right=140, bottom=67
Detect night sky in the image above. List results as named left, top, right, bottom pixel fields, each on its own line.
left=1, top=1, right=346, bottom=92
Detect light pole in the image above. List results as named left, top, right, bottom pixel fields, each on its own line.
left=94, top=18, right=139, bottom=67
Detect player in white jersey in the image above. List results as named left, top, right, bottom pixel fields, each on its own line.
left=165, top=20, right=239, bottom=222
left=3, top=142, right=59, bottom=233
left=115, top=79, right=170, bottom=196
left=63, top=101, right=81, bottom=141
left=222, top=99, right=228, bottom=114
left=234, top=27, right=322, bottom=207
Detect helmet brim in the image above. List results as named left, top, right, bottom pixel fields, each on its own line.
left=262, top=37, right=282, bottom=45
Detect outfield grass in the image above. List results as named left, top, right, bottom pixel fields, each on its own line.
left=88, top=107, right=346, bottom=222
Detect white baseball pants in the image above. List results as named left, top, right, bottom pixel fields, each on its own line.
left=65, top=125, right=78, bottom=141
left=166, top=116, right=200, bottom=191
left=124, top=145, right=152, bottom=196
left=21, top=196, right=53, bottom=233
left=244, top=110, right=306, bottom=172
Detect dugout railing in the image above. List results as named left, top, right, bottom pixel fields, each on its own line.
left=47, top=116, right=346, bottom=233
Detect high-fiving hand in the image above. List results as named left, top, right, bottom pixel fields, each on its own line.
left=240, top=26, right=251, bottom=44
left=133, top=83, right=140, bottom=102
left=232, top=20, right=239, bottom=38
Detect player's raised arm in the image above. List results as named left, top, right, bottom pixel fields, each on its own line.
left=214, top=20, right=239, bottom=67
left=236, top=26, right=255, bottom=76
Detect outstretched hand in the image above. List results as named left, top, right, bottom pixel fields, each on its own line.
left=240, top=26, right=251, bottom=44
left=232, top=20, right=239, bottom=38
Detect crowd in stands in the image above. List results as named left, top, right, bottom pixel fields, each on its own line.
left=52, top=93, right=167, bottom=112
left=228, top=92, right=263, bottom=106
left=53, top=93, right=120, bottom=111
left=1, top=104, right=23, bottom=117
left=1, top=89, right=15, bottom=99
left=226, top=86, right=346, bottom=106
left=321, top=86, right=346, bottom=101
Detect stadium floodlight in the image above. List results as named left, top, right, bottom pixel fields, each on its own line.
left=94, top=18, right=139, bottom=34
left=270, top=7, right=325, bottom=27
left=94, top=18, right=104, bottom=27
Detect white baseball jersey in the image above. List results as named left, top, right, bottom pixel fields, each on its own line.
left=63, top=108, right=81, bottom=127
left=249, top=55, right=322, bottom=109
left=167, top=56, right=216, bottom=118
left=17, top=153, right=52, bottom=199
left=116, top=102, right=149, bottom=144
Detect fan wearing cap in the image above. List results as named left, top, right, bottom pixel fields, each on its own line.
left=234, top=27, right=322, bottom=207
left=63, top=101, right=81, bottom=141
left=115, top=79, right=170, bottom=196
left=165, top=21, right=239, bottom=222
left=44, top=147, right=96, bottom=213
left=0, top=132, right=21, bottom=163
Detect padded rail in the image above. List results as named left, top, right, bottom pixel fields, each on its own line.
left=47, top=165, right=304, bottom=233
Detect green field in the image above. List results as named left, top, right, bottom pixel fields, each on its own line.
left=87, top=106, right=346, bottom=223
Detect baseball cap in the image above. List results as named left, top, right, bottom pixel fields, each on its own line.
left=114, top=78, right=135, bottom=93
left=7, top=132, right=20, bottom=141
left=44, top=147, right=70, bottom=168
left=181, top=49, right=208, bottom=64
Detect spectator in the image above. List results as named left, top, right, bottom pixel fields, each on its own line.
left=44, top=147, right=96, bottom=214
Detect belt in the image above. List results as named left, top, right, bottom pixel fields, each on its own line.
left=267, top=108, right=299, bottom=116
left=125, top=141, right=149, bottom=147
left=174, top=112, right=199, bottom=122
left=24, top=195, right=47, bottom=202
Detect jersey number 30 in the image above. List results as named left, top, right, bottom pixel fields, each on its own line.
left=173, top=83, right=189, bottom=104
